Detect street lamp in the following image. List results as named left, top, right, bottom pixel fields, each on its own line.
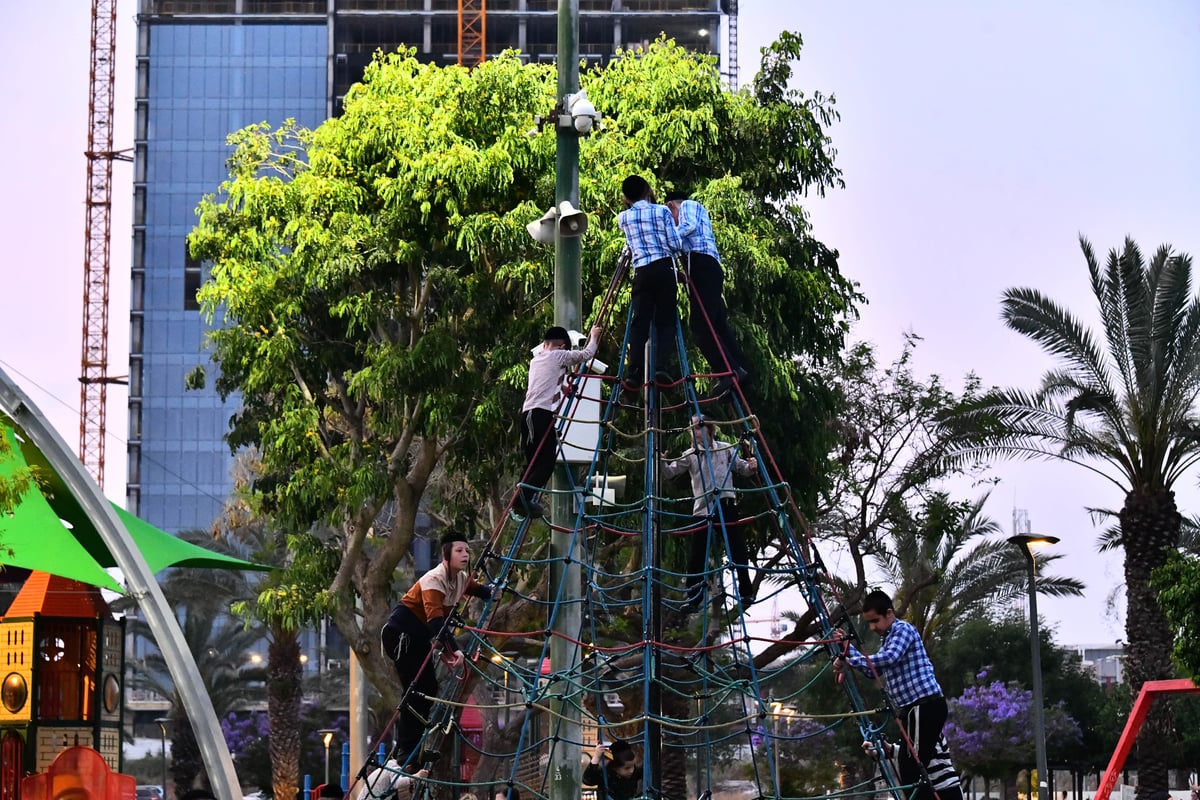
left=317, top=729, right=337, bottom=786
left=769, top=700, right=783, bottom=788
left=154, top=717, right=172, bottom=800
left=1009, top=534, right=1060, bottom=800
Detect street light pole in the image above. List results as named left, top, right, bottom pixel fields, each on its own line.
left=318, top=729, right=337, bottom=787
left=154, top=717, right=171, bottom=800
left=549, top=9, right=583, bottom=800
left=1009, top=534, right=1060, bottom=800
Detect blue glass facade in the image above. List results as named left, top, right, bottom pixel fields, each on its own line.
left=131, top=23, right=326, bottom=531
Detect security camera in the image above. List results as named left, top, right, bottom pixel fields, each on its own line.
left=566, top=89, right=602, bottom=136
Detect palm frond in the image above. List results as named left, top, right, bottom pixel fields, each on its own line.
left=1001, top=285, right=1114, bottom=395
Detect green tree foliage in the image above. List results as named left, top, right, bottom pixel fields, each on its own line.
left=865, top=492, right=1082, bottom=646
left=936, top=238, right=1200, bottom=798
left=1152, top=550, right=1200, bottom=682
left=801, top=336, right=1080, bottom=649
left=189, top=37, right=858, bottom=702
left=0, top=423, right=40, bottom=557
left=221, top=463, right=340, bottom=800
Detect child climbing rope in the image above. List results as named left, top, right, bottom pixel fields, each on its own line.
left=517, top=324, right=603, bottom=518
left=662, top=414, right=758, bottom=610
left=381, top=530, right=500, bottom=766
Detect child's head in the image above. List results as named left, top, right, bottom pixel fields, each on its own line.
left=621, top=175, right=651, bottom=206
left=690, top=415, right=717, bottom=446
left=542, top=326, right=571, bottom=351
left=608, top=740, right=637, bottom=778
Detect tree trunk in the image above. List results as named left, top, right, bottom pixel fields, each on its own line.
left=658, top=692, right=692, bottom=800
left=170, top=707, right=203, bottom=795
left=1120, top=486, right=1180, bottom=800
left=268, top=628, right=303, bottom=799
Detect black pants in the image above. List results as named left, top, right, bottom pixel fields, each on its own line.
left=627, top=258, right=679, bottom=381
left=686, top=498, right=753, bottom=598
left=519, top=407, right=557, bottom=505
left=382, top=609, right=439, bottom=762
left=685, top=252, right=746, bottom=375
left=898, top=695, right=948, bottom=800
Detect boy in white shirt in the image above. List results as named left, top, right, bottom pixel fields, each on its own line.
left=517, top=325, right=603, bottom=517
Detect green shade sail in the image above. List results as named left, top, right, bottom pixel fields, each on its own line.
left=0, top=416, right=269, bottom=593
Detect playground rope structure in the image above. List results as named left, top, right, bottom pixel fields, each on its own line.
left=352, top=261, right=918, bottom=800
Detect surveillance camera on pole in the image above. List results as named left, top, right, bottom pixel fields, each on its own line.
left=563, top=89, right=603, bottom=136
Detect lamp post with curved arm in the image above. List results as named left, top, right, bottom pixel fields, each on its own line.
left=1009, top=534, right=1059, bottom=800
left=317, top=729, right=337, bottom=787
left=154, top=717, right=172, bottom=800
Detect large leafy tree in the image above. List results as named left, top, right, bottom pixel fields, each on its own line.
left=778, top=337, right=1081, bottom=652
left=189, top=36, right=858, bottom=702
left=937, top=237, right=1200, bottom=797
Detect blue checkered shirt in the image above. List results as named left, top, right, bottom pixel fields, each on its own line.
left=845, top=619, right=942, bottom=708
left=675, top=199, right=721, bottom=261
left=618, top=200, right=682, bottom=268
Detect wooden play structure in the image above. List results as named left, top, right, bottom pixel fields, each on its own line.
left=0, top=573, right=126, bottom=800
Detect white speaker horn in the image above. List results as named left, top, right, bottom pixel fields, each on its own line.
left=557, top=201, right=589, bottom=237
left=525, top=207, right=558, bottom=244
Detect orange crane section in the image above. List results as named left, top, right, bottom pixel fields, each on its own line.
left=79, top=0, right=130, bottom=487
left=458, top=0, right=486, bottom=67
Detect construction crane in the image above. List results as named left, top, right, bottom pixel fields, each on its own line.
left=458, top=0, right=486, bottom=67
left=79, top=0, right=130, bottom=487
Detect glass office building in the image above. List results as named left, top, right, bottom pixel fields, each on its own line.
left=127, top=0, right=734, bottom=532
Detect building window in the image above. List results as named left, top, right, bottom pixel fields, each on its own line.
left=184, top=244, right=202, bottom=311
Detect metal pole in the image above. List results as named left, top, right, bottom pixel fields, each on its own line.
left=155, top=717, right=170, bottom=798
left=549, top=7, right=583, bottom=800
left=0, top=369, right=243, bottom=800
left=1027, top=552, right=1050, bottom=800
left=1009, top=535, right=1056, bottom=800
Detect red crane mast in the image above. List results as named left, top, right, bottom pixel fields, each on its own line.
left=79, top=0, right=130, bottom=487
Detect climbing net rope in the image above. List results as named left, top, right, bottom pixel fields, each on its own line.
left=353, top=262, right=915, bottom=800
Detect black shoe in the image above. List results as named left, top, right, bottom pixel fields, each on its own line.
left=739, top=591, right=757, bottom=609
left=522, top=499, right=545, bottom=519
left=654, top=369, right=675, bottom=387
left=735, top=367, right=753, bottom=388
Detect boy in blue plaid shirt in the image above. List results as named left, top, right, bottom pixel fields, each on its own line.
left=617, top=175, right=683, bottom=389
left=834, top=589, right=949, bottom=800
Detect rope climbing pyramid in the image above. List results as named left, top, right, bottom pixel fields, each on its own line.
left=354, top=263, right=913, bottom=800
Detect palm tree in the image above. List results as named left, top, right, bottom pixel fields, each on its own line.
left=120, top=538, right=267, bottom=794
left=938, top=237, right=1200, bottom=798
left=868, top=493, right=1083, bottom=647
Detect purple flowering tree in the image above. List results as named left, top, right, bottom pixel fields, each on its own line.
left=221, top=705, right=349, bottom=795
left=945, top=676, right=1081, bottom=798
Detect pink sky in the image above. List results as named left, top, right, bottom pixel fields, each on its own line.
left=3, top=1, right=1199, bottom=645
